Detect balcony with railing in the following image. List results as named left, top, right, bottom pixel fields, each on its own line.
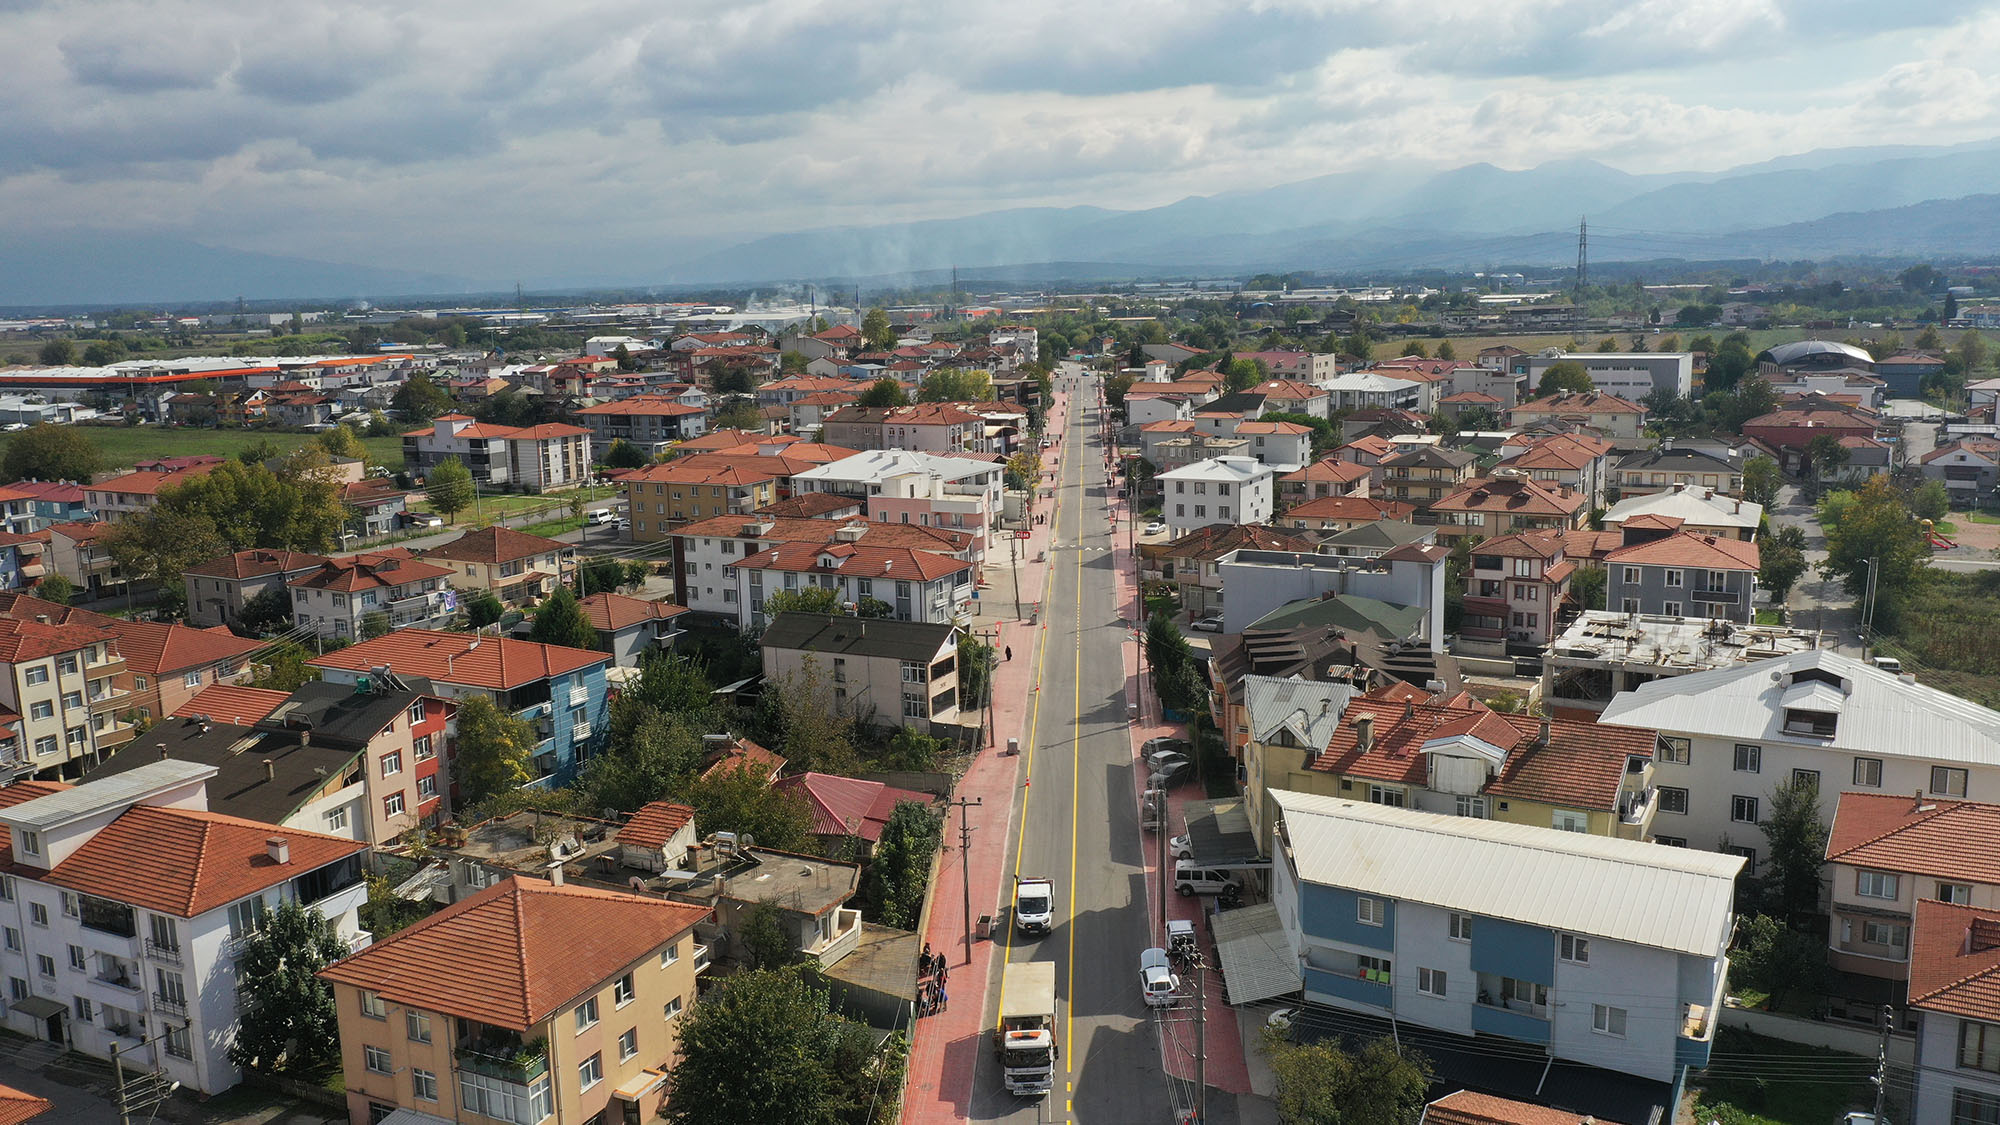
left=152, top=992, right=188, bottom=1019
left=456, top=1027, right=549, bottom=1084
left=143, top=939, right=182, bottom=967
left=802, top=907, right=863, bottom=966
left=1473, top=974, right=1552, bottom=1045
left=692, top=943, right=711, bottom=975
left=91, top=957, right=141, bottom=994
left=87, top=685, right=131, bottom=716
left=570, top=720, right=592, bottom=743
left=567, top=684, right=589, bottom=708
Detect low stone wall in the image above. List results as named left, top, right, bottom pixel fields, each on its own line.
left=1719, top=1005, right=1915, bottom=1065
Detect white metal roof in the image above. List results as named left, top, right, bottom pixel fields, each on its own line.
left=1273, top=790, right=1742, bottom=957
left=1243, top=675, right=1352, bottom=750
left=1601, top=487, right=1762, bottom=531
left=1157, top=456, right=1276, bottom=484
left=1601, top=650, right=2000, bottom=765
left=1212, top=902, right=1301, bottom=1005
left=0, top=759, right=216, bottom=831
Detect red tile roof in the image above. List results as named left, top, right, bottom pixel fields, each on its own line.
left=1509, top=391, right=1645, bottom=416
left=1909, top=898, right=2000, bottom=1019
left=1561, top=529, right=1623, bottom=561
left=174, top=683, right=290, bottom=726
left=92, top=463, right=221, bottom=496
left=575, top=396, right=704, bottom=417
left=1164, top=523, right=1315, bottom=561
left=105, top=619, right=263, bottom=676
left=1500, top=433, right=1615, bottom=471
left=290, top=554, right=455, bottom=593
left=320, top=876, right=710, bottom=1030
left=1826, top=792, right=2000, bottom=886
left=576, top=592, right=688, bottom=632
left=1603, top=531, right=1759, bottom=571
left=1236, top=421, right=1312, bottom=436
left=1425, top=1089, right=1625, bottom=1125
left=1439, top=391, right=1502, bottom=405
left=700, top=737, right=786, bottom=783
left=1311, top=694, right=1653, bottom=812
left=184, top=548, right=330, bottom=580
left=623, top=453, right=798, bottom=486
left=422, top=526, right=570, bottom=565
left=1281, top=458, right=1373, bottom=486
left=772, top=772, right=937, bottom=842
left=619, top=802, right=695, bottom=850
left=756, top=493, right=860, bottom=518
left=1474, top=530, right=1566, bottom=560
left=308, top=629, right=606, bottom=689
left=45, top=805, right=365, bottom=918
left=0, top=615, right=118, bottom=662
left=2, top=480, right=85, bottom=504
left=1620, top=513, right=1684, bottom=533
left=1283, top=495, right=1418, bottom=523
left=0, top=1084, right=49, bottom=1125
left=736, top=541, right=972, bottom=583
left=1433, top=476, right=1588, bottom=518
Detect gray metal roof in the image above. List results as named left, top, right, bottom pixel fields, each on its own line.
left=1181, top=798, right=1264, bottom=866
left=1243, top=675, right=1352, bottom=750
left=1274, top=790, right=1742, bottom=957
left=759, top=612, right=957, bottom=663
left=1212, top=903, right=1300, bottom=1005
left=0, top=759, right=216, bottom=831
left=1760, top=339, right=1875, bottom=367
left=1601, top=649, right=2000, bottom=765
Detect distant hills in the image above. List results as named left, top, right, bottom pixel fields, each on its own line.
left=659, top=139, right=2000, bottom=284
left=12, top=138, right=2000, bottom=307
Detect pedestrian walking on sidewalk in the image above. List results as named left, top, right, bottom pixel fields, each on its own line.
left=1005, top=646, right=1013, bottom=662
left=938, top=983, right=949, bottom=1012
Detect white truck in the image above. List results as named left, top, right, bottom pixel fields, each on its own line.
left=995, top=961, right=1058, bottom=1096
left=1014, top=876, right=1054, bottom=935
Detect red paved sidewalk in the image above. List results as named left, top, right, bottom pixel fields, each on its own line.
left=902, top=389, right=1072, bottom=1124
left=1112, top=477, right=1254, bottom=1098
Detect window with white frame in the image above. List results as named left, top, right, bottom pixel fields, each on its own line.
left=364, top=1045, right=392, bottom=1074
left=1560, top=934, right=1590, bottom=964
left=1855, top=871, right=1899, bottom=900
left=1853, top=758, right=1883, bottom=787
left=407, top=1011, right=432, bottom=1043
left=575, top=996, right=599, bottom=1032
left=412, top=1068, right=439, bottom=1102
left=1356, top=896, right=1384, bottom=926
left=1592, top=1004, right=1628, bottom=1037
left=1934, top=767, right=1970, bottom=797
left=619, top=1027, right=639, bottom=1062
left=1733, top=743, right=1761, bottom=772
left=578, top=1052, right=603, bottom=1091
left=1418, top=968, right=1446, bottom=997
left=1449, top=913, right=1473, bottom=941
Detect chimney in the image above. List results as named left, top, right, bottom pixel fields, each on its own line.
left=299, top=729, right=310, bottom=749
left=549, top=864, right=565, bottom=887
left=263, top=759, right=275, bottom=782
left=1354, top=713, right=1375, bottom=754
left=267, top=837, right=290, bottom=865
left=1539, top=716, right=1551, bottom=746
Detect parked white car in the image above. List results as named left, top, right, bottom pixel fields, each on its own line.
left=1139, top=947, right=1179, bottom=1007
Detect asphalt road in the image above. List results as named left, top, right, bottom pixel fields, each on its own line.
left=969, top=373, right=1173, bottom=1124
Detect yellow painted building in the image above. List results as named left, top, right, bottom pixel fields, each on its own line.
left=322, top=876, right=710, bottom=1125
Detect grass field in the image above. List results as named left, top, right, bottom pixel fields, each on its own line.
left=1690, top=1028, right=1879, bottom=1125
left=410, top=484, right=617, bottom=531
left=0, top=425, right=406, bottom=473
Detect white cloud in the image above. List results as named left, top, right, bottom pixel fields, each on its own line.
left=0, top=0, right=1994, bottom=283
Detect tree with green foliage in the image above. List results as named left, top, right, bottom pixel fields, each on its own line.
left=228, top=901, right=348, bottom=1073
left=236, top=437, right=285, bottom=466
left=1729, top=913, right=1831, bottom=1013
left=1818, top=476, right=1931, bottom=625
left=249, top=642, right=319, bottom=691
left=859, top=801, right=942, bottom=928
left=530, top=586, right=598, bottom=650
left=1959, top=329, right=1989, bottom=373
left=453, top=694, right=537, bottom=806
left=1262, top=1031, right=1432, bottom=1125
left=958, top=634, right=997, bottom=707
left=1707, top=338, right=1755, bottom=393
left=1758, top=525, right=1809, bottom=605
left=464, top=589, right=505, bottom=628
left=360, top=611, right=392, bottom=640
left=34, top=574, right=74, bottom=607
left=1, top=423, right=102, bottom=483
left=1535, top=360, right=1595, bottom=397
left=1742, top=455, right=1781, bottom=509
left=82, top=339, right=127, bottom=366
left=763, top=587, right=845, bottom=617
left=1434, top=340, right=1456, bottom=361
left=740, top=904, right=796, bottom=971
left=367, top=409, right=397, bottom=437
left=770, top=655, right=857, bottom=774
left=1103, top=372, right=1135, bottom=409
left=1758, top=775, right=1828, bottom=924
left=917, top=367, right=994, bottom=403
left=1568, top=564, right=1606, bottom=612
left=1802, top=432, right=1849, bottom=492
left=1399, top=340, right=1428, bottom=357
left=579, top=710, right=706, bottom=814
left=1911, top=478, right=1951, bottom=523
left=856, top=377, right=909, bottom=407
left=426, top=456, right=476, bottom=522
left=391, top=371, right=453, bottom=425
left=1259, top=411, right=1336, bottom=455
left=879, top=726, right=944, bottom=772
left=713, top=400, right=765, bottom=432
left=37, top=339, right=76, bottom=366
left=684, top=762, right=815, bottom=852
left=602, top=438, right=649, bottom=469
left=861, top=307, right=895, bottom=351
left=317, top=423, right=367, bottom=461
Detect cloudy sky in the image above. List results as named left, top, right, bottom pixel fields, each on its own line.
left=6, top=0, right=2000, bottom=285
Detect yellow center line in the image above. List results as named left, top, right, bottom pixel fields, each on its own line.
left=1063, top=382, right=1091, bottom=1122
left=992, top=383, right=1071, bottom=1088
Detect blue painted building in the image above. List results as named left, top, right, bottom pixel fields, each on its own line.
left=307, top=629, right=612, bottom=786
left=1271, top=790, right=1742, bottom=1084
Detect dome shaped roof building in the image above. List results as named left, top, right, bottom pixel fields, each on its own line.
left=1758, top=339, right=1875, bottom=370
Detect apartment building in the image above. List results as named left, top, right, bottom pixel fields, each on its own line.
left=1429, top=476, right=1591, bottom=545
left=1233, top=421, right=1313, bottom=472
left=1279, top=495, right=1416, bottom=534
left=421, top=526, right=575, bottom=607
left=621, top=454, right=800, bottom=541
left=0, top=759, right=369, bottom=1094
left=1604, top=532, right=1760, bottom=625
left=322, top=876, right=710, bottom=1125
left=289, top=554, right=458, bottom=641
left=1277, top=457, right=1372, bottom=506
left=1908, top=900, right=2000, bottom=1125
left=1270, top=790, right=1740, bottom=1084
left=760, top=612, right=962, bottom=730
left=183, top=549, right=330, bottom=629
left=46, top=522, right=126, bottom=599
left=1601, top=650, right=2000, bottom=866
left=0, top=593, right=261, bottom=724
left=1540, top=612, right=1824, bottom=721
left=573, top=395, right=707, bottom=455
left=0, top=615, right=135, bottom=779
left=734, top=543, right=974, bottom=631
left=1460, top=531, right=1575, bottom=650
left=789, top=450, right=1005, bottom=533
left=1506, top=392, right=1649, bottom=442
left=83, top=459, right=224, bottom=522
left=1378, top=446, right=1477, bottom=509
left=1521, top=352, right=1694, bottom=400
left=1600, top=485, right=1761, bottom=542
left=1159, top=524, right=1314, bottom=618
left=819, top=403, right=987, bottom=453
left=309, top=631, right=610, bottom=787
left=1157, top=456, right=1277, bottom=538
left=1495, top=433, right=1615, bottom=509
left=1613, top=446, right=1745, bottom=499
left=669, top=514, right=977, bottom=624
left=402, top=416, right=593, bottom=493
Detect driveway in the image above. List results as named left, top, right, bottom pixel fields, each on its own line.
left=1767, top=482, right=1860, bottom=651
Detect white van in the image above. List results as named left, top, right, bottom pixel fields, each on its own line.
left=1174, top=861, right=1238, bottom=897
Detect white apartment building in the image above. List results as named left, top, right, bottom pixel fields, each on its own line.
left=1600, top=650, right=2000, bottom=869
left=288, top=555, right=458, bottom=641
left=790, top=450, right=1004, bottom=530
left=1271, top=791, right=1741, bottom=1085
left=1522, top=351, right=1695, bottom=400
left=1156, top=456, right=1276, bottom=538
left=0, top=759, right=370, bottom=1095
left=401, top=416, right=593, bottom=493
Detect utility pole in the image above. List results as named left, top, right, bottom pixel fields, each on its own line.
left=110, top=1026, right=185, bottom=1125
left=1871, top=1004, right=1894, bottom=1122
left=1011, top=531, right=1023, bottom=621
left=1574, top=216, right=1588, bottom=303
left=1860, top=555, right=1881, bottom=658
left=947, top=794, right=983, bottom=963
left=1192, top=952, right=1207, bottom=1125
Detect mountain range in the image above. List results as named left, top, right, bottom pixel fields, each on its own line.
left=9, top=138, right=2000, bottom=307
